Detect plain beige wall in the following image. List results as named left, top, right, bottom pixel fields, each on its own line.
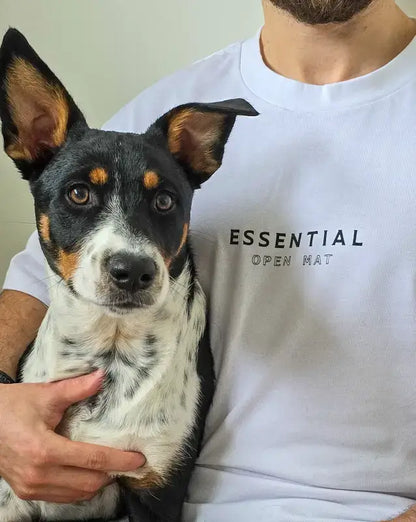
left=0, top=0, right=415, bottom=284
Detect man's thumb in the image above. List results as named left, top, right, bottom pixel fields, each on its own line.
left=47, top=370, right=105, bottom=412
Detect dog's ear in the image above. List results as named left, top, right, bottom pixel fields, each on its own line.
left=150, top=99, right=258, bottom=187
left=0, top=28, right=87, bottom=180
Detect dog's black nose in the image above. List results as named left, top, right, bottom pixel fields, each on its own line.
left=107, top=253, right=156, bottom=292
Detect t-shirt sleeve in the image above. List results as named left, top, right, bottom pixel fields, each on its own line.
left=2, top=230, right=49, bottom=306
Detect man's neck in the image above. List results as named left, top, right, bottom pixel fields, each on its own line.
left=261, top=0, right=416, bottom=84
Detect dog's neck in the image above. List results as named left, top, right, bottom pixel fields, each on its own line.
left=34, top=258, right=205, bottom=394
left=25, top=257, right=207, bottom=445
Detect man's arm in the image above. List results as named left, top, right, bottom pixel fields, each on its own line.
left=0, top=290, right=46, bottom=378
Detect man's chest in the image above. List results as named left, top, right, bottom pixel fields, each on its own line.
left=190, top=109, right=416, bottom=292
left=184, top=113, right=416, bottom=503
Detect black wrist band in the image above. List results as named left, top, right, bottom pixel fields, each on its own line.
left=0, top=370, right=16, bottom=384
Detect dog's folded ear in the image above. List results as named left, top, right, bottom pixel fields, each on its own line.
left=150, top=99, right=259, bottom=187
left=0, top=28, right=87, bottom=180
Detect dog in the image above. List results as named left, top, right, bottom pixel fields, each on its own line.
left=0, top=28, right=258, bottom=521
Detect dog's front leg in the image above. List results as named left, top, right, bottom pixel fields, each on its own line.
left=0, top=478, right=39, bottom=521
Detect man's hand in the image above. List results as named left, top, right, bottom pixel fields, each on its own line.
left=0, top=370, right=145, bottom=503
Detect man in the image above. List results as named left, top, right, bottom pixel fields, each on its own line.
left=1, top=0, right=416, bottom=520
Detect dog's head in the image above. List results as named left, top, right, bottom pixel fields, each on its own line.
left=0, top=29, right=258, bottom=313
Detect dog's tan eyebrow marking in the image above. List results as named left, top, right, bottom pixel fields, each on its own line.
left=38, top=214, right=51, bottom=243
left=143, top=171, right=160, bottom=190
left=89, top=167, right=108, bottom=185
left=57, top=249, right=79, bottom=281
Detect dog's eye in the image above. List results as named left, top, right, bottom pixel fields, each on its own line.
left=68, top=185, right=90, bottom=205
left=153, top=191, right=175, bottom=213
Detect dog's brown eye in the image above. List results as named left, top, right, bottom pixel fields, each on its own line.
left=68, top=185, right=90, bottom=205
left=154, top=192, right=175, bottom=213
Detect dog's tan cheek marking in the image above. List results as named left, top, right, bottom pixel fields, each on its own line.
left=57, top=249, right=79, bottom=281
left=143, top=171, right=160, bottom=190
left=121, top=469, right=165, bottom=490
left=89, top=167, right=108, bottom=185
left=175, top=223, right=189, bottom=257
left=163, top=224, right=189, bottom=269
left=38, top=214, right=51, bottom=243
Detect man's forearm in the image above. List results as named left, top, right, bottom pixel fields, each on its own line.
left=0, top=290, right=47, bottom=378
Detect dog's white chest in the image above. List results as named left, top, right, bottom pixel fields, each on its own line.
left=23, top=268, right=206, bottom=485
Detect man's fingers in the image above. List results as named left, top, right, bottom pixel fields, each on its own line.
left=49, top=433, right=146, bottom=472
left=26, top=465, right=113, bottom=493
left=11, top=463, right=115, bottom=503
left=16, top=483, right=102, bottom=504
left=46, top=370, right=105, bottom=412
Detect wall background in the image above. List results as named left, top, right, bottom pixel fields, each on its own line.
left=0, top=0, right=415, bottom=284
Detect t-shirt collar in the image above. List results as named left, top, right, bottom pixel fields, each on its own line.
left=240, top=28, right=416, bottom=111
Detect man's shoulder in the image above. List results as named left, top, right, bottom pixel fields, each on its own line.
left=103, top=39, right=245, bottom=134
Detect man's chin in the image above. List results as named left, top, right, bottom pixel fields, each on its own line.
left=268, top=0, right=374, bottom=25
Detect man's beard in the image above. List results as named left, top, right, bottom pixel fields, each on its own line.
left=268, top=0, right=374, bottom=25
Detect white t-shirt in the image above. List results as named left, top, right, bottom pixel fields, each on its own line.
left=4, top=30, right=416, bottom=522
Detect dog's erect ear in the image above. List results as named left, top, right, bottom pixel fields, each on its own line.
left=150, top=99, right=258, bottom=187
left=0, top=28, right=87, bottom=179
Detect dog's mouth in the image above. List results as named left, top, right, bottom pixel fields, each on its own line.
left=96, top=296, right=157, bottom=313
left=99, top=284, right=160, bottom=307
left=109, top=301, right=140, bottom=309
left=66, top=286, right=158, bottom=314
left=107, top=301, right=148, bottom=312
left=107, top=303, right=146, bottom=315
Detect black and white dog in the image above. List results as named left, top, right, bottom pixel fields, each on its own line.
left=0, top=29, right=257, bottom=521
